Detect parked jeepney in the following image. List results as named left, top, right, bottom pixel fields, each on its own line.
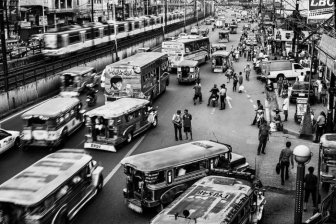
left=21, top=97, right=85, bottom=151
left=211, top=43, right=226, bottom=53
left=59, top=66, right=99, bottom=97
left=121, top=140, right=255, bottom=213
left=320, top=134, right=336, bottom=191
left=177, top=60, right=200, bottom=84
left=84, top=98, right=157, bottom=152
left=219, top=30, right=230, bottom=42
left=200, top=27, right=209, bottom=37
left=190, top=26, right=199, bottom=35
left=151, top=176, right=265, bottom=224
left=212, top=50, right=231, bottom=73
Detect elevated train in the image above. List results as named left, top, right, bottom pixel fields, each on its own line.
left=43, top=13, right=196, bottom=57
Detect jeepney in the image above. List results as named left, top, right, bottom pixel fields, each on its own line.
left=177, top=60, right=200, bottom=84
left=21, top=97, right=85, bottom=151
left=84, top=98, right=157, bottom=152
left=59, top=66, right=99, bottom=97
left=320, top=134, right=336, bottom=191
left=121, top=140, right=254, bottom=213
left=200, top=27, right=209, bottom=37
left=151, top=176, right=266, bottom=224
left=211, top=43, right=226, bottom=53
left=219, top=30, right=230, bottom=42
left=230, top=24, right=238, bottom=34
left=212, top=50, right=231, bottom=73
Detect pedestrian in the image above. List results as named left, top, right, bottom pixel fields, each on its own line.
left=257, top=120, right=270, bottom=155
left=282, top=97, right=289, bottom=121
left=172, top=110, right=182, bottom=141
left=297, top=72, right=305, bottom=82
left=277, top=78, right=283, bottom=96
left=244, top=64, right=251, bottom=81
left=252, top=100, right=264, bottom=125
left=321, top=83, right=327, bottom=106
left=314, top=111, right=326, bottom=143
left=238, top=72, right=243, bottom=86
left=233, top=74, right=238, bottom=92
left=193, top=81, right=202, bottom=105
left=219, top=84, right=227, bottom=110
left=182, top=109, right=192, bottom=140
left=304, top=166, right=318, bottom=212
left=279, top=141, right=294, bottom=185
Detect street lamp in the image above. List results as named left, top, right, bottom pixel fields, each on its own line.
left=293, top=145, right=312, bottom=224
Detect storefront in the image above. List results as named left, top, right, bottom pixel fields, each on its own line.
left=317, top=34, right=336, bottom=83
left=273, top=29, right=293, bottom=57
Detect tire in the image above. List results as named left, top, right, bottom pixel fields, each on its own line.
left=126, top=132, right=133, bottom=143
left=97, top=175, right=104, bottom=193
left=22, top=144, right=29, bottom=152
left=152, top=117, right=158, bottom=128
left=59, top=129, right=68, bottom=149
left=14, top=138, right=21, bottom=150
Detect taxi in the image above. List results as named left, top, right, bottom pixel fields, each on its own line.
left=0, top=128, right=21, bottom=155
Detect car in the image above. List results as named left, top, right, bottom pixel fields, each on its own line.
left=290, top=81, right=315, bottom=104
left=0, top=128, right=21, bottom=154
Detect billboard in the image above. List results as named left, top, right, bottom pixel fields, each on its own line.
left=308, top=0, right=334, bottom=17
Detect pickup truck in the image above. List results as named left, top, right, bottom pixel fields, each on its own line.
left=261, top=60, right=310, bottom=80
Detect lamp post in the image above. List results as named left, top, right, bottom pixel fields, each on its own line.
left=293, top=145, right=312, bottom=224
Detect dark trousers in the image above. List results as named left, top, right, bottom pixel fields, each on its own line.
left=233, top=84, right=237, bottom=92
left=174, top=124, right=182, bottom=140
left=193, top=93, right=202, bottom=103
left=220, top=96, right=226, bottom=109
left=304, top=188, right=317, bottom=207
left=280, top=161, right=289, bottom=183
left=284, top=110, right=288, bottom=121
left=315, top=125, right=325, bottom=142
left=257, top=138, right=267, bottom=154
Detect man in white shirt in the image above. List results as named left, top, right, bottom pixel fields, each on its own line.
left=297, top=72, right=305, bottom=82
left=282, top=97, right=289, bottom=121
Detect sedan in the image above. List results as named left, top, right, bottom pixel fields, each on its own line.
left=0, top=128, right=21, bottom=154
left=290, top=81, right=315, bottom=104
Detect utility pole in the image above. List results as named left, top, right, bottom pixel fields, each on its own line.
left=164, top=0, right=167, bottom=36
left=91, top=0, right=94, bottom=22
left=0, top=0, right=8, bottom=92
left=4, top=0, right=9, bottom=38
left=292, top=1, right=299, bottom=60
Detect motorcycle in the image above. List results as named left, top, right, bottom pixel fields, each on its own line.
left=86, top=89, right=98, bottom=107
left=210, top=94, right=218, bottom=107
left=273, top=112, right=283, bottom=131
left=256, top=109, right=265, bottom=127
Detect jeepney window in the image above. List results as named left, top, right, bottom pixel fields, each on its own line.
left=157, top=171, right=165, bottom=183
left=167, top=170, right=173, bottom=184
left=59, top=116, right=65, bottom=123
left=134, top=110, right=139, bottom=118
left=56, top=185, right=69, bottom=200
left=175, top=162, right=201, bottom=177
left=65, top=113, right=70, bottom=119
left=70, top=109, right=74, bottom=115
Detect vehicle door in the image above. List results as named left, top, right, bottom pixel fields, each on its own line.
left=0, top=130, right=13, bottom=153
left=293, top=64, right=304, bottom=78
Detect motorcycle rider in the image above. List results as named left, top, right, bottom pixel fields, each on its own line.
left=207, top=84, right=219, bottom=106
left=252, top=100, right=264, bottom=125
left=274, top=109, right=283, bottom=131
left=86, top=86, right=97, bottom=105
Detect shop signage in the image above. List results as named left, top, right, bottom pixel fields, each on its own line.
left=309, top=0, right=334, bottom=15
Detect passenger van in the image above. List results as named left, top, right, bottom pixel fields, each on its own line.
left=151, top=176, right=266, bottom=224
left=21, top=97, right=85, bottom=150
left=0, top=149, right=104, bottom=224
left=84, top=98, right=157, bottom=152
left=59, top=66, right=99, bottom=97
left=121, top=140, right=254, bottom=213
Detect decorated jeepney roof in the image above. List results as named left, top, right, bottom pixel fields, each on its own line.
left=177, top=60, right=198, bottom=67
left=121, top=140, right=231, bottom=172
left=58, top=66, right=95, bottom=76
left=211, top=43, right=226, bottom=49
left=150, top=176, right=253, bottom=224
left=219, top=30, right=230, bottom=34
left=212, top=50, right=231, bottom=57
left=321, top=134, right=336, bottom=148
left=85, top=98, right=149, bottom=118
left=109, top=52, right=167, bottom=68
left=21, top=97, right=80, bottom=119
left=0, top=149, right=92, bottom=206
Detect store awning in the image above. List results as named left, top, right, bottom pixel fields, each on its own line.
left=318, top=34, right=336, bottom=59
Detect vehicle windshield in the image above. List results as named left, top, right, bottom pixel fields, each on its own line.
left=293, top=83, right=310, bottom=90
left=0, top=203, right=25, bottom=224
left=25, top=117, right=56, bottom=127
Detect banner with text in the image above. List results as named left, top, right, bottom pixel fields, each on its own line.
left=308, top=0, right=334, bottom=17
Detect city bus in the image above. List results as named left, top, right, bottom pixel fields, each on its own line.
left=151, top=175, right=266, bottom=224
left=103, top=52, right=170, bottom=102
left=0, top=149, right=104, bottom=224
left=161, top=36, right=210, bottom=71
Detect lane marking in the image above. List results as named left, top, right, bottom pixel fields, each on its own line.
left=249, top=99, right=253, bottom=103
left=210, top=108, right=216, bottom=114
left=246, top=94, right=251, bottom=98
left=0, top=96, right=56, bottom=124
left=253, top=104, right=257, bottom=109
left=103, top=135, right=146, bottom=186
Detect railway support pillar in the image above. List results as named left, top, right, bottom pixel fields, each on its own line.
left=0, top=0, right=8, bottom=92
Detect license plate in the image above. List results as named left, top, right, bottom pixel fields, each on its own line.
left=299, top=93, right=305, bottom=96
left=90, top=143, right=101, bottom=149
left=128, top=203, right=143, bottom=213
left=214, top=69, right=222, bottom=72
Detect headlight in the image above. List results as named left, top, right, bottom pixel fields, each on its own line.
left=22, top=130, right=32, bottom=140
left=48, top=131, right=60, bottom=140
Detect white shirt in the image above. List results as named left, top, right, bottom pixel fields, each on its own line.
left=297, top=75, right=305, bottom=82
left=283, top=98, right=289, bottom=110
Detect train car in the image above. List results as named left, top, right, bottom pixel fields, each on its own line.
left=43, top=13, right=193, bottom=57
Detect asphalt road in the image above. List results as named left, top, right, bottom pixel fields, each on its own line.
left=0, top=17, right=269, bottom=224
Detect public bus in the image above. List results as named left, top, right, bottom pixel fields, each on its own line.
left=103, top=52, right=170, bottom=102
left=151, top=175, right=266, bottom=224
left=161, top=36, right=210, bottom=71
left=151, top=176, right=266, bottom=224
left=0, top=149, right=104, bottom=224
